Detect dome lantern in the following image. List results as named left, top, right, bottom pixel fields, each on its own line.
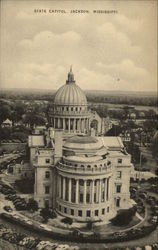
left=66, top=66, right=75, bottom=84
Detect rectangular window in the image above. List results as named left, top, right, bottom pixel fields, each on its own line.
left=45, top=199, right=49, bottom=208
left=107, top=206, right=109, bottom=213
left=102, top=191, right=105, bottom=201
left=116, top=198, right=120, bottom=207
left=59, top=205, right=61, bottom=211
left=79, top=193, right=83, bottom=203
left=95, top=210, right=98, bottom=216
left=45, top=186, right=50, bottom=194
left=86, top=210, right=91, bottom=217
left=117, top=171, right=122, bottom=179
left=102, top=208, right=105, bottom=215
left=94, top=193, right=96, bottom=203
left=78, top=210, right=82, bottom=217
left=79, top=180, right=84, bottom=186
left=71, top=209, right=74, bottom=216
left=118, top=159, right=122, bottom=164
left=86, top=193, right=90, bottom=203
left=87, top=180, right=91, bottom=186
left=46, top=158, right=50, bottom=164
left=45, top=171, right=50, bottom=179
left=116, top=185, right=121, bottom=193
left=64, top=207, right=67, bottom=214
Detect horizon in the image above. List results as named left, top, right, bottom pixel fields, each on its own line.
left=0, top=87, right=157, bottom=96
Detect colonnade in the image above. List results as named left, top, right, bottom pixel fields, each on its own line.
left=51, top=117, right=89, bottom=133
left=57, top=175, right=111, bottom=204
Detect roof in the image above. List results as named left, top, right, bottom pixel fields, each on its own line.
left=67, top=135, right=98, bottom=144
left=2, top=119, right=12, bottom=124
left=54, top=83, right=87, bottom=105
left=101, top=137, right=124, bottom=149
left=54, top=70, right=87, bottom=106
left=64, top=135, right=104, bottom=150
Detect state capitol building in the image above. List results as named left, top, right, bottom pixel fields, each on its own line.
left=28, top=68, right=133, bottom=223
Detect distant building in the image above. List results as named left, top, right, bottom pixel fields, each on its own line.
left=1, top=119, right=12, bottom=128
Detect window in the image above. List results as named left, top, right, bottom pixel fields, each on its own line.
left=86, top=210, right=91, bottom=217
left=66, top=107, right=69, bottom=111
left=102, top=208, right=105, bottom=215
left=95, top=210, right=98, bottom=216
left=45, top=199, right=49, bottom=208
left=94, top=193, right=96, bottom=203
left=75, top=107, right=78, bottom=111
left=116, top=198, right=120, bottom=207
left=78, top=210, right=82, bottom=217
left=86, top=193, right=90, bottom=203
left=46, top=159, right=50, bottom=164
left=45, top=171, right=50, bottom=179
left=79, top=180, right=84, bottom=186
left=116, top=185, right=121, bottom=193
left=107, top=206, right=109, bottom=213
left=59, top=205, right=61, bottom=211
left=117, top=171, right=122, bottom=179
left=79, top=193, right=83, bottom=203
left=64, top=207, right=67, bottom=213
left=45, top=186, right=50, bottom=194
left=118, top=159, right=122, bottom=164
left=87, top=180, right=91, bottom=186
left=71, top=107, right=73, bottom=111
left=71, top=209, right=74, bottom=216
left=102, top=191, right=105, bottom=201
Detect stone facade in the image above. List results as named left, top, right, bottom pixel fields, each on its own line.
left=29, top=69, right=133, bottom=223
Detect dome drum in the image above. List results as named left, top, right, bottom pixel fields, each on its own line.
left=57, top=161, right=112, bottom=175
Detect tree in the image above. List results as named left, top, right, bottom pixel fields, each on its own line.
left=0, top=104, right=12, bottom=124
left=27, top=198, right=38, bottom=212
left=40, top=208, right=50, bottom=223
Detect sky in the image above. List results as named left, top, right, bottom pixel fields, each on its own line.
left=0, top=0, right=157, bottom=92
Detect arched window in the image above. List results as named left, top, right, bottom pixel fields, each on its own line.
left=94, top=165, right=97, bottom=169
left=87, top=165, right=91, bottom=169
left=81, top=165, right=84, bottom=169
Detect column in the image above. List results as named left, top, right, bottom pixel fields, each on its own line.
left=106, top=177, right=109, bottom=201
left=84, top=180, right=87, bottom=204
left=75, top=179, right=79, bottom=204
left=68, top=178, right=72, bottom=202
left=104, top=178, right=106, bottom=202
left=108, top=177, right=111, bottom=199
left=73, top=119, right=76, bottom=132
left=54, top=118, right=55, bottom=129
left=59, top=175, right=61, bottom=198
left=58, top=118, right=60, bottom=129
left=96, top=180, right=99, bottom=203
left=77, top=119, right=80, bottom=131
left=79, top=119, right=81, bottom=132
left=63, top=118, right=65, bottom=130
left=91, top=180, right=94, bottom=203
left=68, top=118, right=70, bottom=132
left=63, top=177, right=65, bottom=200
left=98, top=179, right=102, bottom=203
